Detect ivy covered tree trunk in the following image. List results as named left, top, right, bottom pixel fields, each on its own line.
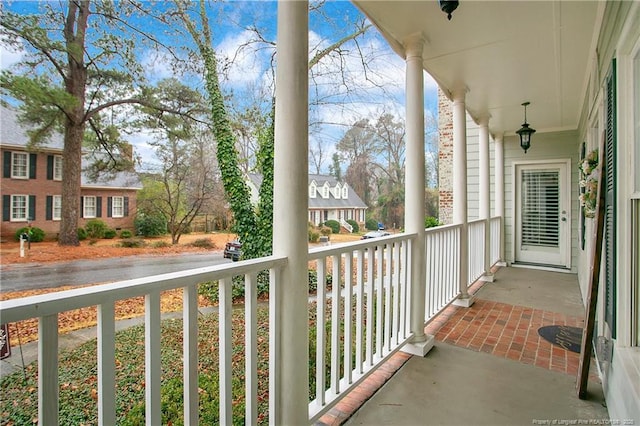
left=177, top=0, right=369, bottom=260
left=201, top=43, right=261, bottom=256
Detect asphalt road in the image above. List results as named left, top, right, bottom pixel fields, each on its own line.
left=0, top=252, right=231, bottom=293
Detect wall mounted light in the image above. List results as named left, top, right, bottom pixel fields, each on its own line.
left=516, top=101, right=536, bottom=153
left=438, top=0, right=459, bottom=20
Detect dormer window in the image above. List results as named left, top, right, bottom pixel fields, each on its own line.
left=322, top=183, right=329, bottom=198
left=309, top=183, right=316, bottom=198
left=342, top=185, right=348, bottom=199
left=332, top=184, right=341, bottom=198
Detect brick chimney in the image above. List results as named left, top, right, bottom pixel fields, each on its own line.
left=438, top=87, right=453, bottom=225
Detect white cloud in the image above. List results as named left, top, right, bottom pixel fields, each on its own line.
left=141, top=50, right=176, bottom=82
left=0, top=36, right=25, bottom=70
left=215, top=29, right=271, bottom=88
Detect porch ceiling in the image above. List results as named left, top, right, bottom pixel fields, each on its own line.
left=353, top=1, right=603, bottom=138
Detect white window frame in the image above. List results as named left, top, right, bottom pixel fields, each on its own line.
left=53, top=155, right=63, bottom=181
left=10, top=194, right=28, bottom=221
left=83, top=196, right=97, bottom=218
left=322, top=184, right=329, bottom=198
left=11, top=152, right=28, bottom=179
left=53, top=195, right=62, bottom=221
left=111, top=196, right=124, bottom=218
left=309, top=184, right=316, bottom=198
left=342, top=185, right=348, bottom=199
left=333, top=184, right=341, bottom=199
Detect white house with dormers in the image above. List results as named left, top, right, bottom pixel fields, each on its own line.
left=247, top=173, right=367, bottom=229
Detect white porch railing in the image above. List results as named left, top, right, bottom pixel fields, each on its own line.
left=490, top=216, right=502, bottom=266
left=0, top=218, right=502, bottom=425
left=468, top=218, right=486, bottom=284
left=0, top=256, right=287, bottom=426
left=424, top=224, right=461, bottom=322
left=307, top=233, right=414, bottom=422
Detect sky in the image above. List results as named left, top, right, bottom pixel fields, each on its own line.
left=0, top=0, right=438, bottom=173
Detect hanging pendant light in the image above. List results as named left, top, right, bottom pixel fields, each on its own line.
left=516, top=101, right=536, bottom=153
left=438, top=0, right=459, bottom=20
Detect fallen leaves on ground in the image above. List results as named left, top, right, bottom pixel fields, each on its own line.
left=0, top=233, right=234, bottom=344
left=1, top=286, right=215, bottom=345
left=0, top=232, right=238, bottom=266
left=0, top=232, right=362, bottom=344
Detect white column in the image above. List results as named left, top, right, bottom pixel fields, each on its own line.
left=272, top=1, right=309, bottom=424
left=402, top=34, right=434, bottom=357
left=478, top=117, right=494, bottom=282
left=494, top=133, right=506, bottom=265
left=452, top=88, right=474, bottom=307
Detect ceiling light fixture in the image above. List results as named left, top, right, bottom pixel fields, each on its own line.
left=516, top=101, right=536, bottom=153
left=438, top=0, right=459, bottom=20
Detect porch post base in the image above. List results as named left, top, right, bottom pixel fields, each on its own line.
left=480, top=273, right=495, bottom=283
left=402, top=334, right=435, bottom=357
left=453, top=294, right=476, bottom=308
left=496, top=261, right=507, bottom=267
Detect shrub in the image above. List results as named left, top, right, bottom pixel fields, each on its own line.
left=120, top=229, right=133, bottom=239
left=425, top=216, right=441, bottom=228
left=199, top=276, right=253, bottom=303
left=134, top=213, right=167, bottom=237
left=308, top=229, right=320, bottom=243
left=103, top=228, right=117, bottom=239
left=319, top=226, right=332, bottom=236
left=85, top=219, right=108, bottom=239
left=118, top=238, right=146, bottom=248
left=14, top=226, right=45, bottom=242
left=365, top=218, right=378, bottom=231
left=346, top=219, right=359, bottom=233
left=323, top=219, right=340, bottom=234
left=190, top=238, right=215, bottom=249
left=308, top=270, right=333, bottom=293
left=77, top=227, right=87, bottom=241
left=151, top=240, right=171, bottom=248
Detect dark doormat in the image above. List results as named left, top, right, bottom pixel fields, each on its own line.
left=537, top=325, right=583, bottom=353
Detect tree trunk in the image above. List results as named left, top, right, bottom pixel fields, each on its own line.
left=58, top=120, right=84, bottom=246
left=58, top=0, right=89, bottom=246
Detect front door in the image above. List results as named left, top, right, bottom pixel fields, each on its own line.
left=515, top=161, right=571, bottom=268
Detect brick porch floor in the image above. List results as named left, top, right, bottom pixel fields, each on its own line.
left=317, top=278, right=590, bottom=425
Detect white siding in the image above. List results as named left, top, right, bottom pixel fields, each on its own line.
left=502, top=130, right=580, bottom=272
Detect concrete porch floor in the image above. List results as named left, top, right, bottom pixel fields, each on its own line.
left=321, top=267, right=609, bottom=426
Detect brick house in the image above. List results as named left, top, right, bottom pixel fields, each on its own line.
left=0, top=106, right=142, bottom=240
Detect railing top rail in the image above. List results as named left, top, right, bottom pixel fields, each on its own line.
left=490, top=215, right=502, bottom=221
left=468, top=218, right=487, bottom=225
left=424, top=223, right=462, bottom=234
left=308, top=232, right=417, bottom=260
left=0, top=255, right=288, bottom=323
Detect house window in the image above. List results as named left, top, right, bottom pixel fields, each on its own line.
left=53, top=156, right=63, bottom=180
left=342, top=186, right=348, bottom=199
left=309, top=185, right=316, bottom=198
left=11, top=195, right=28, bottom=221
left=11, top=152, right=28, bottom=179
left=111, top=196, right=124, bottom=218
left=83, top=196, right=97, bottom=218
left=322, top=186, right=329, bottom=198
left=53, top=195, right=62, bottom=220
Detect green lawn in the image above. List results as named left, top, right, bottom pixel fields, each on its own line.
left=0, top=299, right=363, bottom=425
